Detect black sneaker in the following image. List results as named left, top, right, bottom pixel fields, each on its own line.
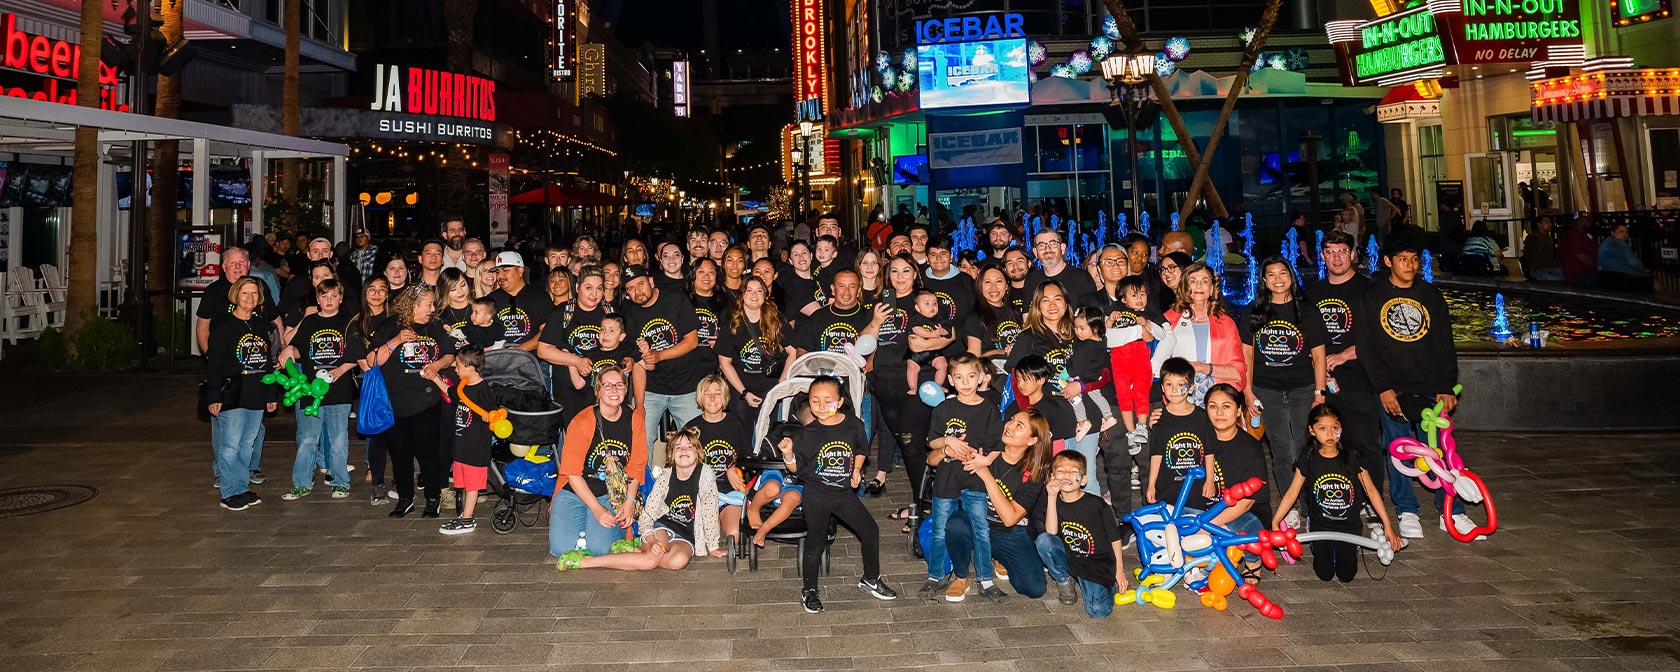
left=220, top=494, right=252, bottom=511
left=369, top=482, right=390, bottom=506
left=858, top=576, right=898, bottom=600
left=1054, top=577, right=1079, bottom=605
left=439, top=517, right=477, bottom=535
left=1121, top=527, right=1136, bottom=549
left=802, top=589, right=824, bottom=613
left=248, top=469, right=267, bottom=485
left=917, top=575, right=953, bottom=600
left=863, top=479, right=886, bottom=498
left=422, top=496, right=442, bottom=518
left=978, top=583, right=1007, bottom=602
left=241, top=492, right=263, bottom=507
left=388, top=498, right=415, bottom=518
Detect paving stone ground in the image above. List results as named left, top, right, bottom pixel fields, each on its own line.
left=1, top=372, right=1678, bottom=671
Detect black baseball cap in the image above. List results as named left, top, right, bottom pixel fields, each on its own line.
left=621, top=264, right=652, bottom=281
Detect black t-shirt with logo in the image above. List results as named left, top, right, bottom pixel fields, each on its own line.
left=1295, top=449, right=1365, bottom=534
left=1037, top=491, right=1121, bottom=587
left=206, top=314, right=278, bottom=410
left=1148, top=406, right=1215, bottom=507
left=197, top=277, right=278, bottom=327
left=714, top=316, right=791, bottom=398
left=451, top=381, right=498, bottom=468
left=1005, top=394, right=1077, bottom=443
left=1023, top=266, right=1098, bottom=308
left=797, top=303, right=873, bottom=355
left=690, top=291, right=732, bottom=377
left=1006, top=328, right=1072, bottom=384
left=488, top=283, right=551, bottom=347
left=656, top=466, right=701, bottom=542
left=792, top=415, right=868, bottom=493
left=570, top=408, right=636, bottom=498
left=1206, top=430, right=1266, bottom=499
left=972, top=306, right=1022, bottom=355
left=620, top=292, right=703, bottom=395
left=983, top=453, right=1043, bottom=532
left=286, top=311, right=357, bottom=405
left=685, top=413, right=751, bottom=493
left=370, top=320, right=458, bottom=418
left=439, top=304, right=473, bottom=350
left=1307, top=274, right=1373, bottom=392
left=926, top=397, right=1003, bottom=499
left=871, top=295, right=911, bottom=389
left=923, top=271, right=976, bottom=326
left=1242, top=300, right=1330, bottom=391
left=774, top=272, right=824, bottom=316
left=1066, top=339, right=1117, bottom=414
left=1007, top=285, right=1029, bottom=317
left=540, top=303, right=609, bottom=386
left=579, top=341, right=638, bottom=391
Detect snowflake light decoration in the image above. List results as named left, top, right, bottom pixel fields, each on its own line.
left=1050, top=63, right=1077, bottom=79
left=1155, top=54, right=1177, bottom=78
left=1102, top=14, right=1121, bottom=39
left=1089, top=36, right=1114, bottom=61
left=1164, top=36, right=1191, bottom=62
left=874, top=52, right=891, bottom=70
left=1069, top=50, right=1094, bottom=75
left=1028, top=41, right=1048, bottom=67
left=901, top=49, right=918, bottom=72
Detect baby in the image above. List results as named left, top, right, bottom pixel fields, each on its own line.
left=461, top=297, right=505, bottom=350
left=1065, top=306, right=1119, bottom=442
left=904, top=288, right=949, bottom=394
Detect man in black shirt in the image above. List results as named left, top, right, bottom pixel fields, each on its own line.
left=1023, top=230, right=1096, bottom=303
left=620, top=264, right=704, bottom=452
left=1002, top=248, right=1031, bottom=316
left=1308, top=231, right=1383, bottom=498
left=486, top=252, right=549, bottom=352
left=196, top=246, right=280, bottom=353
left=921, top=236, right=975, bottom=355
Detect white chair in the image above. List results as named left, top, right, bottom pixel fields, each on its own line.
left=37, top=264, right=67, bottom=328
left=3, top=269, right=47, bottom=344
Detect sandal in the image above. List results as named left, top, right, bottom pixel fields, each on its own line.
left=1240, top=564, right=1263, bottom=585
left=888, top=506, right=914, bottom=521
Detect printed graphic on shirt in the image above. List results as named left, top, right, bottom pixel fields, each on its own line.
left=237, top=333, right=270, bottom=371
left=994, top=320, right=1021, bottom=349
left=1316, top=298, right=1353, bottom=343
left=1045, top=346, right=1070, bottom=381
left=1112, top=311, right=1141, bottom=329
left=306, top=328, right=346, bottom=366
left=817, top=320, right=860, bottom=352
left=933, top=290, right=959, bottom=321
left=444, top=318, right=470, bottom=349
left=1379, top=297, right=1429, bottom=343
left=453, top=403, right=477, bottom=436
left=1311, top=471, right=1355, bottom=522
left=736, top=337, right=770, bottom=373
left=666, top=494, right=695, bottom=527
left=498, top=306, right=535, bottom=343
left=695, top=307, right=720, bottom=347
left=815, top=440, right=854, bottom=486
left=639, top=318, right=681, bottom=351
left=1165, top=432, right=1205, bottom=474
left=398, top=336, right=441, bottom=370
left=1059, top=520, right=1097, bottom=557
left=585, top=437, right=631, bottom=481
left=985, top=479, right=1017, bottom=523
left=568, top=324, right=601, bottom=353
left=1254, top=319, right=1306, bottom=365
left=940, top=418, right=969, bottom=438
left=877, top=307, right=908, bottom=345
left=702, top=438, right=738, bottom=473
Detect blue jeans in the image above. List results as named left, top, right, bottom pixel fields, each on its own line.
left=1064, top=433, right=1101, bottom=496
left=859, top=393, right=875, bottom=445
left=214, top=409, right=264, bottom=499
left=549, top=488, right=621, bottom=557
left=293, top=403, right=351, bottom=490
left=641, top=391, right=701, bottom=446
left=1380, top=411, right=1460, bottom=517
left=947, top=516, right=1048, bottom=598
left=1226, top=510, right=1264, bottom=563
left=1035, top=532, right=1115, bottom=618
left=926, top=491, right=995, bottom=581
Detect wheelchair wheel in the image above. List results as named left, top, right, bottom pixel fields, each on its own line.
left=725, top=535, right=738, bottom=574
left=491, top=499, right=517, bottom=534
left=910, top=528, right=924, bottom=559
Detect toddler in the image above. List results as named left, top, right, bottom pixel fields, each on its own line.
left=441, top=347, right=499, bottom=535
left=1106, top=275, right=1164, bottom=454
left=1064, top=307, right=1119, bottom=442
left=904, top=288, right=949, bottom=394
left=461, top=297, right=505, bottom=350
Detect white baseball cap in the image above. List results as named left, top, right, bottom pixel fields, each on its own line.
left=494, top=251, right=525, bottom=268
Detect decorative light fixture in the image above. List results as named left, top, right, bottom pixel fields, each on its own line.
left=1069, top=49, right=1094, bottom=75
left=1101, top=51, right=1157, bottom=85
left=1089, top=36, right=1115, bottom=61
left=1028, top=41, right=1048, bottom=67
left=1102, top=14, right=1121, bottom=39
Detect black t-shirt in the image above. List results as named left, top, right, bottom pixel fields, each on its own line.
left=196, top=276, right=278, bottom=327
left=871, top=295, right=911, bottom=387
left=569, top=408, right=636, bottom=498
left=686, top=413, right=751, bottom=493
left=690, top=291, right=732, bottom=377
left=286, top=311, right=357, bottom=406
left=205, top=314, right=278, bottom=410
left=1005, top=395, right=1077, bottom=443
left=926, top=397, right=1003, bottom=498
left=451, top=381, right=498, bottom=468
left=1307, top=274, right=1373, bottom=392
left=540, top=303, right=609, bottom=379
left=488, top=284, right=551, bottom=347
left=1006, top=285, right=1029, bottom=317
left=621, top=291, right=703, bottom=395
left=1006, top=328, right=1073, bottom=384
left=1023, top=266, right=1097, bottom=307
left=653, top=272, right=688, bottom=297
left=797, top=303, right=873, bottom=354
left=983, top=453, right=1043, bottom=532
left=715, top=315, right=791, bottom=398
left=371, top=320, right=457, bottom=417
left=460, top=323, right=503, bottom=350
left=1040, top=492, right=1121, bottom=587
left=1295, top=449, right=1365, bottom=534
left=1066, top=339, right=1116, bottom=416
left=792, top=415, right=868, bottom=493
left=905, top=310, right=946, bottom=356
left=774, top=272, right=824, bottom=316
left=656, top=466, right=701, bottom=542
left=439, top=304, right=474, bottom=350
left=579, top=341, right=638, bottom=389
left=971, top=305, right=1022, bottom=356
left=1149, top=407, right=1215, bottom=507
left=923, top=271, right=976, bottom=326
left=1206, top=430, right=1266, bottom=496
left=1243, top=300, right=1330, bottom=391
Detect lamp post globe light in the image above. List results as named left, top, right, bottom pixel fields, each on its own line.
left=796, top=120, right=815, bottom=225
left=1103, top=51, right=1157, bottom=224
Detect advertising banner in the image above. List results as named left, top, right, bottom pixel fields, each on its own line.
left=927, top=111, right=1025, bottom=190
left=488, top=153, right=509, bottom=248
left=176, top=232, right=222, bottom=292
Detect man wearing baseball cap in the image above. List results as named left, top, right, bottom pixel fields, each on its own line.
left=619, top=263, right=703, bottom=449
left=486, top=251, right=549, bottom=353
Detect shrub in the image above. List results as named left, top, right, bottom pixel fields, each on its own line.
left=69, top=313, right=135, bottom=372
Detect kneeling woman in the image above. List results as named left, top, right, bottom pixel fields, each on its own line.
left=550, top=364, right=648, bottom=558
left=558, top=427, right=724, bottom=570
left=944, top=410, right=1055, bottom=599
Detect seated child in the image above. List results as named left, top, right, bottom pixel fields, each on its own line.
left=1065, top=306, right=1119, bottom=442
left=747, top=418, right=806, bottom=549
left=441, top=346, right=499, bottom=535
left=684, top=374, right=752, bottom=542
left=1147, top=357, right=1215, bottom=508
left=557, top=426, right=724, bottom=570
left=1105, top=275, right=1165, bottom=453
left=461, top=297, right=505, bottom=350
left=905, top=289, right=950, bottom=394
left=569, top=314, right=642, bottom=392
left=1035, top=452, right=1128, bottom=618
left=1273, top=405, right=1404, bottom=583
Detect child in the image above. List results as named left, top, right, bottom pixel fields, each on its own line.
left=905, top=289, right=949, bottom=394
left=568, top=314, right=640, bottom=386
left=1065, top=307, right=1119, bottom=442
left=280, top=280, right=359, bottom=500
left=441, top=346, right=498, bottom=534
left=1147, top=357, right=1215, bottom=508
left=776, top=376, right=896, bottom=613
left=684, top=374, right=752, bottom=543
left=1273, top=404, right=1404, bottom=582
left=558, top=427, right=725, bottom=569
left=1107, top=275, right=1163, bottom=453
left=922, top=354, right=1004, bottom=602
left=461, top=297, right=505, bottom=350
left=1004, top=355, right=1083, bottom=491
left=1200, top=383, right=1270, bottom=580
left=1035, top=452, right=1128, bottom=618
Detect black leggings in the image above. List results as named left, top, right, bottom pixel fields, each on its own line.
left=875, top=383, right=931, bottom=493
left=1311, top=539, right=1359, bottom=583
left=366, top=433, right=388, bottom=485
left=802, top=490, right=881, bottom=592
left=387, top=404, right=443, bottom=502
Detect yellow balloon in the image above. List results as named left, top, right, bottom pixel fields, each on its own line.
left=1116, top=590, right=1139, bottom=605
left=490, top=418, right=513, bottom=439
left=1148, top=589, right=1177, bottom=609
left=1415, top=457, right=1432, bottom=473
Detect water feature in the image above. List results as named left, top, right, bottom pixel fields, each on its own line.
left=1366, top=235, right=1380, bottom=273
left=1207, top=220, right=1226, bottom=279
left=1241, top=213, right=1257, bottom=305
left=1315, top=230, right=1326, bottom=281
left=1442, top=287, right=1680, bottom=343
left=1170, top=212, right=1180, bottom=232
left=1282, top=228, right=1299, bottom=282
left=1490, top=293, right=1514, bottom=342
left=1140, top=211, right=1152, bottom=238
left=1422, top=249, right=1435, bottom=283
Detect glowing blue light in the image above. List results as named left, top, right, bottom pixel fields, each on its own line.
left=1154, top=54, right=1177, bottom=78
left=1267, top=53, right=1288, bottom=70
left=874, top=52, right=891, bottom=70
left=1164, top=36, right=1191, bottom=62
left=1028, top=41, right=1048, bottom=67
left=1089, top=36, right=1114, bottom=61
left=1102, top=14, right=1121, bottom=39
left=1069, top=50, right=1094, bottom=75
left=879, top=69, right=896, bottom=89
left=1050, top=63, right=1077, bottom=79
left=901, top=49, right=918, bottom=72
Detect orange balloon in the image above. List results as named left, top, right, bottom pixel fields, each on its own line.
left=1209, top=565, right=1235, bottom=597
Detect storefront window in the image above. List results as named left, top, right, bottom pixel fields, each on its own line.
left=1073, top=123, right=1108, bottom=172
left=1649, top=128, right=1680, bottom=208
left=1468, top=155, right=1508, bottom=212
left=1238, top=105, right=1284, bottom=225
left=1035, top=126, right=1075, bottom=173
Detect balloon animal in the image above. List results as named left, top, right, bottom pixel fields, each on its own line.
left=1389, top=385, right=1496, bottom=542
left=262, top=359, right=331, bottom=417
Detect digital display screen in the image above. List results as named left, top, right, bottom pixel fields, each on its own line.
left=916, top=38, right=1030, bottom=110
left=634, top=203, right=656, bottom=217
left=893, top=154, right=928, bottom=185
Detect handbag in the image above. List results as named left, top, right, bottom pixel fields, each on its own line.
left=357, top=364, right=396, bottom=435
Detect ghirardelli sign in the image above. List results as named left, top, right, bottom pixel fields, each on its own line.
left=369, top=63, right=496, bottom=123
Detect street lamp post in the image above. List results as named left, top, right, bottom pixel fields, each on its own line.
left=1102, top=51, right=1157, bottom=226
left=798, top=120, right=814, bottom=226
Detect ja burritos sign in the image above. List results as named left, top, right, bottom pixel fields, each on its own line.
left=367, top=64, right=497, bottom=141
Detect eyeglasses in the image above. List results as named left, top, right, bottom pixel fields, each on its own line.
left=1160, top=264, right=1181, bottom=272
left=1100, top=258, right=1126, bottom=266
left=600, top=382, right=627, bottom=391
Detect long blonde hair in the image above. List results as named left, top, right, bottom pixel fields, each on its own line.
left=729, top=276, right=783, bottom=353
left=1022, top=280, right=1073, bottom=342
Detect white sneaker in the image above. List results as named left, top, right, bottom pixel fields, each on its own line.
left=1283, top=510, right=1302, bottom=531
left=1398, top=512, right=1424, bottom=539
left=1442, top=513, right=1489, bottom=541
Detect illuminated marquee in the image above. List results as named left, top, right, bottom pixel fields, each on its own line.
left=793, top=0, right=827, bottom=118
left=1326, top=0, right=1584, bottom=78
left=1328, top=7, right=1450, bottom=86
left=368, top=63, right=496, bottom=122
left=552, top=0, right=575, bottom=80
left=915, top=13, right=1026, bottom=44
left=1611, top=0, right=1671, bottom=26
left=673, top=60, right=690, bottom=117
left=0, top=13, right=128, bottom=111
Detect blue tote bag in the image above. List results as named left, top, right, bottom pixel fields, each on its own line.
left=357, top=364, right=395, bottom=435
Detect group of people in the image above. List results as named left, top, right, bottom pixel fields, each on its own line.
left=198, top=211, right=1474, bottom=615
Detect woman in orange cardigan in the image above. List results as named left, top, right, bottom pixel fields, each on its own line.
left=548, top=363, right=649, bottom=559
left=1151, top=262, right=1248, bottom=403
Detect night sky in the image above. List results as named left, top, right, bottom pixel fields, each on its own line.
left=607, top=0, right=791, bottom=52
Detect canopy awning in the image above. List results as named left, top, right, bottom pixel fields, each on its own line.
left=510, top=184, right=626, bottom=207
left=1377, top=85, right=1442, bottom=123
left=0, top=95, right=347, bottom=158
left=1532, top=69, right=1680, bottom=123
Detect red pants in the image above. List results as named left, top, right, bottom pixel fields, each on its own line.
left=1109, top=342, right=1152, bottom=414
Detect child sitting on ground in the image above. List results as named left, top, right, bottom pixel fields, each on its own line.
left=1147, top=357, right=1215, bottom=508
left=558, top=427, right=725, bottom=570
left=1273, top=404, right=1404, bottom=583
left=905, top=289, right=950, bottom=394
left=1036, top=452, right=1128, bottom=618
left=1106, top=275, right=1164, bottom=453
left=684, top=374, right=752, bottom=544
left=441, top=346, right=499, bottom=535
left=1065, top=307, right=1120, bottom=442
left=461, top=298, right=505, bottom=350
left=921, top=354, right=1004, bottom=603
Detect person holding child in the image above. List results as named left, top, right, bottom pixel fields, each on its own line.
left=558, top=426, right=725, bottom=570
left=684, top=374, right=752, bottom=543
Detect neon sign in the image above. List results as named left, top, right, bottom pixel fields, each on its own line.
left=368, top=63, right=496, bottom=122
left=794, top=0, right=827, bottom=118
left=1353, top=10, right=1447, bottom=83
left=0, top=13, right=128, bottom=111
left=552, top=0, right=574, bottom=80
left=1611, top=0, right=1671, bottom=26
left=1460, top=0, right=1580, bottom=41
left=915, top=13, right=1026, bottom=44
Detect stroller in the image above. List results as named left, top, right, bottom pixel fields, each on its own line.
left=725, top=351, right=868, bottom=574
left=475, top=349, right=566, bottom=534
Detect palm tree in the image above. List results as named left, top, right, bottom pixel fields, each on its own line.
left=66, top=0, right=102, bottom=337
left=281, top=0, right=302, bottom=201
left=148, top=0, right=186, bottom=338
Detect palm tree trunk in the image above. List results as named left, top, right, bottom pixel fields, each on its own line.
left=148, top=0, right=185, bottom=341
left=1173, top=0, right=1283, bottom=224
left=281, top=0, right=302, bottom=201
left=66, top=0, right=103, bottom=337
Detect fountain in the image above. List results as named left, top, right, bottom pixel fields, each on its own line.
left=1366, top=235, right=1380, bottom=273
left=1117, top=212, right=1129, bottom=237
left=1170, top=212, right=1181, bottom=232
left=1026, top=216, right=1040, bottom=257
left=1207, top=219, right=1226, bottom=279
left=1096, top=211, right=1109, bottom=246
left=1422, top=249, right=1435, bottom=283
left=1315, top=230, right=1326, bottom=281
left=1140, top=211, right=1152, bottom=238
left=1283, top=228, right=1300, bottom=282
left=1241, top=213, right=1257, bottom=305
left=1490, top=293, right=1514, bottom=342
left=953, top=216, right=978, bottom=256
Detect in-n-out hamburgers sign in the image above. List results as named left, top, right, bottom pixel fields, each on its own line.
left=368, top=63, right=495, bottom=141
left=1, top=13, right=128, bottom=111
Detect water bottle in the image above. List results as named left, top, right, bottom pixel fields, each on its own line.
left=1327, top=376, right=1340, bottom=395
left=1528, top=322, right=1541, bottom=349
